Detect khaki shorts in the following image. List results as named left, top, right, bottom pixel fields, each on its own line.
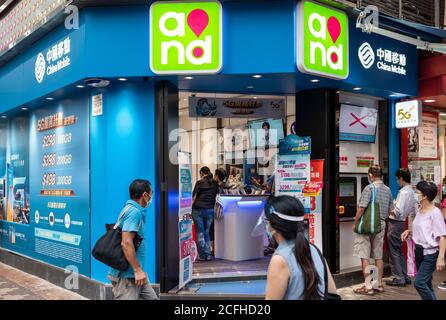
left=353, top=224, right=386, bottom=260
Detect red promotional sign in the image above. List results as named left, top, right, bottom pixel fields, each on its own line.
left=310, top=159, right=324, bottom=183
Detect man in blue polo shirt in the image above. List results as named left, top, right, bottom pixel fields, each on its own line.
left=108, top=179, right=158, bottom=300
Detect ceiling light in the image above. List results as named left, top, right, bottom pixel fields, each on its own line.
left=311, top=79, right=319, bottom=83
left=76, top=85, right=85, bottom=88
left=252, top=75, right=262, bottom=78
left=184, top=76, right=194, bottom=80
left=1, top=116, right=6, bottom=119
left=21, top=107, right=28, bottom=110
left=253, top=96, right=258, bottom=99
left=353, top=87, right=362, bottom=91
left=46, top=97, right=54, bottom=101
left=424, top=99, right=436, bottom=103
left=118, top=78, right=127, bottom=81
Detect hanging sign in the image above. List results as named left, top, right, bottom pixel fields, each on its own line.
left=296, top=0, right=349, bottom=80
left=150, top=1, right=223, bottom=74
left=395, top=100, right=422, bottom=129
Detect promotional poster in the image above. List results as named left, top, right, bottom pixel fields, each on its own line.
left=29, top=98, right=90, bottom=276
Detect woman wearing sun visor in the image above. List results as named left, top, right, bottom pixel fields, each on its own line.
left=252, top=195, right=338, bottom=300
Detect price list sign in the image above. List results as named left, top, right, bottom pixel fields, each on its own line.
left=29, top=98, right=90, bottom=276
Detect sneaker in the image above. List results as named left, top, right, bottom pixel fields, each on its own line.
left=196, top=256, right=206, bottom=262
left=205, top=255, right=213, bottom=261
left=385, top=278, right=406, bottom=287
left=405, top=278, right=412, bottom=285
left=438, top=282, right=446, bottom=291
left=441, top=280, right=446, bottom=285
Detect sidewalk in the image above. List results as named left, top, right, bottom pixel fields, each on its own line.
left=0, top=262, right=87, bottom=300
left=338, top=271, right=446, bottom=300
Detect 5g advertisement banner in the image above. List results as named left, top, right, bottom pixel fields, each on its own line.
left=29, top=97, right=90, bottom=276
left=0, top=94, right=90, bottom=277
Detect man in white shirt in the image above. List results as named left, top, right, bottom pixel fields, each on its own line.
left=386, top=168, right=418, bottom=287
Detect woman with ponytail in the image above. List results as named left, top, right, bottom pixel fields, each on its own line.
left=263, top=195, right=337, bottom=300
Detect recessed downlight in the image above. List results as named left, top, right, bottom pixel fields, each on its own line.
left=252, top=75, right=262, bottom=78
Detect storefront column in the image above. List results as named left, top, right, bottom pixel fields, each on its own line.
left=388, top=99, right=400, bottom=197
left=295, top=88, right=338, bottom=272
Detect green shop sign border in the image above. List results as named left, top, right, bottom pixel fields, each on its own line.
left=296, top=0, right=349, bottom=80
left=150, top=0, right=223, bottom=75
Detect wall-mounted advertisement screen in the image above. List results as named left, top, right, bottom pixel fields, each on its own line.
left=248, top=118, right=285, bottom=149
left=339, top=104, right=378, bottom=143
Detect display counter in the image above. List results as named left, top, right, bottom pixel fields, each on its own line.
left=214, top=195, right=269, bottom=261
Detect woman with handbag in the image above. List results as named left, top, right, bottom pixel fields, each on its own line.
left=263, top=195, right=339, bottom=300
left=401, top=181, right=446, bottom=300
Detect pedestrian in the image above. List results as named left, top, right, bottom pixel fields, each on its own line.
left=108, top=179, right=159, bottom=300
left=264, top=195, right=337, bottom=300
left=192, top=166, right=219, bottom=261
left=353, top=164, right=393, bottom=296
left=401, top=181, right=446, bottom=300
left=439, top=194, right=446, bottom=291
left=386, top=168, right=417, bottom=287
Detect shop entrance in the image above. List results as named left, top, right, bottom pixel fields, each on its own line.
left=157, top=81, right=297, bottom=293
left=178, top=91, right=294, bottom=280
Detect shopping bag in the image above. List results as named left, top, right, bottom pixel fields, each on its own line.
left=406, top=238, right=417, bottom=277
left=354, top=184, right=381, bottom=235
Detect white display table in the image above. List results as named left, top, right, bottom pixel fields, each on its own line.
left=214, top=195, right=268, bottom=261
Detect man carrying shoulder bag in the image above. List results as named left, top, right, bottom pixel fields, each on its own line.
left=107, top=179, right=159, bottom=300
left=352, top=165, right=393, bottom=296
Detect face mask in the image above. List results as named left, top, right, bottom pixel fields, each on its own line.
left=266, top=225, right=275, bottom=240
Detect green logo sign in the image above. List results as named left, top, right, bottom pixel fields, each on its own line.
left=150, top=1, right=222, bottom=75
left=297, top=1, right=349, bottom=79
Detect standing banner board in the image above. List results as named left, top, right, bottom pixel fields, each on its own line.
left=178, top=151, right=193, bottom=289
left=275, top=135, right=312, bottom=213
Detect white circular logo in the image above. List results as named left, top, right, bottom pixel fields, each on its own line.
left=358, top=42, right=375, bottom=69
left=35, top=53, right=46, bottom=83
left=35, top=210, right=40, bottom=224
left=64, top=213, right=71, bottom=229
left=49, top=211, right=55, bottom=226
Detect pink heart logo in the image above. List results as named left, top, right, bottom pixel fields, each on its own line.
left=187, top=9, right=209, bottom=37
left=327, top=16, right=341, bottom=44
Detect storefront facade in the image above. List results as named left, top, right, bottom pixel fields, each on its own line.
left=0, top=1, right=419, bottom=298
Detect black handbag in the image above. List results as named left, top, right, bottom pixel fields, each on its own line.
left=312, top=244, right=342, bottom=300
left=92, top=205, right=143, bottom=271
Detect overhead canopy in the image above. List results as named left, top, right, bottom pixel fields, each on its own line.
left=379, top=13, right=446, bottom=43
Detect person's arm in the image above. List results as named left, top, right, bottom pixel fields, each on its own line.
left=121, top=232, right=147, bottom=286
left=265, top=255, right=290, bottom=300
left=442, top=208, right=446, bottom=221
left=121, top=209, right=147, bottom=286
left=437, top=236, right=446, bottom=272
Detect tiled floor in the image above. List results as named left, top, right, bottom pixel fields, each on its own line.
left=0, top=262, right=87, bottom=300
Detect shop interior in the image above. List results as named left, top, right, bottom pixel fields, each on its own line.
left=178, top=91, right=296, bottom=278
left=178, top=89, right=391, bottom=279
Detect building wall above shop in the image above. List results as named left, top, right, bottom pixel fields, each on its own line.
left=0, top=1, right=419, bottom=114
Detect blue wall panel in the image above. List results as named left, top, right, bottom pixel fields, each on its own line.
left=90, top=81, right=157, bottom=283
